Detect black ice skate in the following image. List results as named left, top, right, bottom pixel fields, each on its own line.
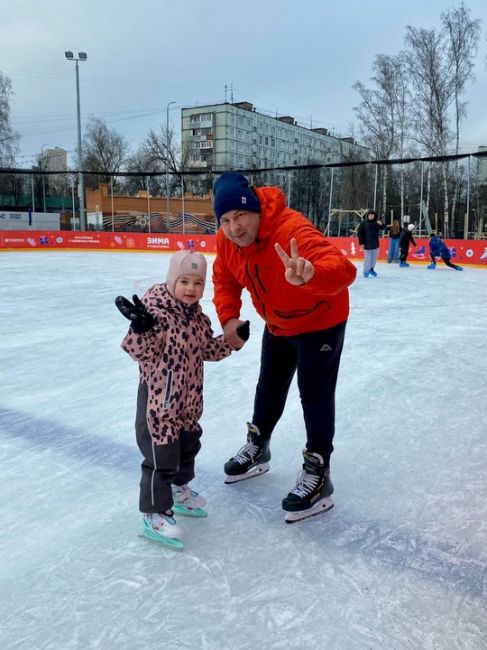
left=282, top=450, right=334, bottom=523
left=224, top=423, right=271, bottom=484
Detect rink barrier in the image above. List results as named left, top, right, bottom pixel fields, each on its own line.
left=0, top=230, right=486, bottom=266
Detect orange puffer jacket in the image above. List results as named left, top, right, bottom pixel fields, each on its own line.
left=212, top=186, right=357, bottom=336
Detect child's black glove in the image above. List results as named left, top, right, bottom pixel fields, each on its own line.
left=236, top=320, right=250, bottom=342
left=115, top=294, right=156, bottom=334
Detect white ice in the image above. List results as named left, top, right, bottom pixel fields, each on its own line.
left=1, top=251, right=486, bottom=650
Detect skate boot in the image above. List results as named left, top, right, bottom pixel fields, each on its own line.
left=224, top=422, right=271, bottom=484
left=427, top=262, right=436, bottom=270
left=282, top=450, right=334, bottom=524
left=368, top=269, right=378, bottom=277
left=399, top=261, right=409, bottom=267
left=363, top=271, right=370, bottom=278
left=142, top=512, right=184, bottom=549
left=172, top=484, right=208, bottom=518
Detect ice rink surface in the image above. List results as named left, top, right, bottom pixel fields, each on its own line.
left=1, top=251, right=486, bottom=650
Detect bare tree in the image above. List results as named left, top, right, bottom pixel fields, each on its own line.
left=289, top=163, right=329, bottom=229
left=353, top=54, right=409, bottom=218
left=405, top=26, right=454, bottom=234
left=441, top=2, right=481, bottom=233
left=121, top=145, right=166, bottom=196
left=82, top=117, right=129, bottom=189
left=0, top=71, right=21, bottom=197
left=142, top=125, right=190, bottom=197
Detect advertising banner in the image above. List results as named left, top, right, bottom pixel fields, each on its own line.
left=1, top=231, right=486, bottom=265
left=0, top=231, right=217, bottom=254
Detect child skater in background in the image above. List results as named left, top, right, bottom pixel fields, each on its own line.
left=398, top=223, right=417, bottom=267
left=116, top=249, right=249, bottom=549
left=427, top=232, right=463, bottom=271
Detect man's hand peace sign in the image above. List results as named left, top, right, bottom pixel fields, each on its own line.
left=274, top=238, right=315, bottom=286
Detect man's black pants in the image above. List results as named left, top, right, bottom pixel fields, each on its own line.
left=252, top=321, right=347, bottom=467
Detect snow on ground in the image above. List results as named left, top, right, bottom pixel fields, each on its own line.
left=1, top=251, right=486, bottom=650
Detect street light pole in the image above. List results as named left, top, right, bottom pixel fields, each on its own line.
left=41, top=144, right=48, bottom=213
left=65, top=51, right=87, bottom=230
left=165, top=101, right=176, bottom=232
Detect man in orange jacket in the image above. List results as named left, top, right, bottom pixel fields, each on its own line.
left=212, top=172, right=357, bottom=523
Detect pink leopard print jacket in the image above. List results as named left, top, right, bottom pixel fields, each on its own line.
left=121, top=283, right=232, bottom=445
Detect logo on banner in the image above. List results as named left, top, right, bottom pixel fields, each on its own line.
left=147, top=237, right=169, bottom=247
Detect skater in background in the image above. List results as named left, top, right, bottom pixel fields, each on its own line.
left=399, top=224, right=417, bottom=267
left=116, top=249, right=249, bottom=548
left=211, top=171, right=356, bottom=523
left=357, top=210, right=385, bottom=277
left=427, top=232, right=463, bottom=271
left=385, top=219, right=401, bottom=263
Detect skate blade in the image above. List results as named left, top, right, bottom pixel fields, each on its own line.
left=224, top=462, right=270, bottom=484
left=284, top=497, right=334, bottom=524
left=172, top=504, right=208, bottom=518
left=142, top=528, right=184, bottom=549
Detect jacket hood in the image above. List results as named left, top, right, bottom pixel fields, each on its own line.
left=254, top=186, right=287, bottom=242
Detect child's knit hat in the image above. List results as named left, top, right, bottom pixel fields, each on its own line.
left=166, top=250, right=207, bottom=296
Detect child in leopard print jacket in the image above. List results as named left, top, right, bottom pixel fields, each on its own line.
left=116, top=250, right=249, bottom=547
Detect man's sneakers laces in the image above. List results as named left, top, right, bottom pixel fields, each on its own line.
left=224, top=423, right=271, bottom=483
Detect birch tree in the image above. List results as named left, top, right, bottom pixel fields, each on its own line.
left=405, top=26, right=453, bottom=234
left=441, top=3, right=481, bottom=232
left=353, top=54, right=409, bottom=219
left=0, top=71, right=21, bottom=197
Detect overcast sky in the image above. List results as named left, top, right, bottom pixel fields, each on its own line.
left=2, top=0, right=487, bottom=166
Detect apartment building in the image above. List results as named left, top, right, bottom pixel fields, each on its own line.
left=181, top=100, right=369, bottom=189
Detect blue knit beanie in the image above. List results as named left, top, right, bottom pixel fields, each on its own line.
left=213, top=172, right=261, bottom=223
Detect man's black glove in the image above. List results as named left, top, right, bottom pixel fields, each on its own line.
left=236, top=320, right=250, bottom=342
left=233, top=320, right=250, bottom=351
left=115, top=294, right=156, bottom=334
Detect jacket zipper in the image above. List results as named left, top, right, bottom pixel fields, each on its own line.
left=254, top=264, right=266, bottom=294
left=245, top=260, right=267, bottom=318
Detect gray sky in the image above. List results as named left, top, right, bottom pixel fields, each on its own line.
left=2, top=0, right=487, bottom=166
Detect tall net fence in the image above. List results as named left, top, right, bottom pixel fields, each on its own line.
left=1, top=152, right=486, bottom=238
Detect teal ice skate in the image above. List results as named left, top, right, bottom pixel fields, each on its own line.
left=142, top=513, right=184, bottom=549
left=172, top=485, right=208, bottom=518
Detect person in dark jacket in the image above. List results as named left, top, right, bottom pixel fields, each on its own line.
left=399, top=224, right=417, bottom=267
left=427, top=233, right=463, bottom=271
left=385, top=219, right=401, bottom=263
left=357, top=210, right=385, bottom=277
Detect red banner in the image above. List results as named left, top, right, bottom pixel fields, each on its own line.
left=330, top=237, right=487, bottom=266
left=0, top=231, right=217, bottom=254
left=1, top=231, right=486, bottom=266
